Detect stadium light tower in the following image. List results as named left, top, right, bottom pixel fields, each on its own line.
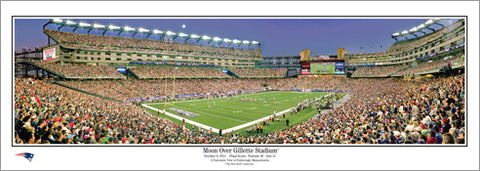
left=149, top=29, right=164, bottom=39
left=200, top=35, right=211, bottom=44
left=53, top=19, right=76, bottom=31
left=409, top=27, right=419, bottom=38
left=415, top=24, right=427, bottom=35
left=72, top=22, right=91, bottom=33
left=44, top=18, right=63, bottom=29
left=242, top=40, right=250, bottom=48
left=103, top=25, right=120, bottom=35
left=251, top=41, right=260, bottom=48
left=223, top=38, right=232, bottom=46
left=391, top=32, right=400, bottom=41
left=173, top=32, right=188, bottom=41
left=118, top=26, right=135, bottom=36
left=88, top=23, right=105, bottom=34
left=212, top=37, right=222, bottom=45
left=186, top=34, right=200, bottom=43
left=134, top=28, right=150, bottom=37
left=232, top=39, right=241, bottom=48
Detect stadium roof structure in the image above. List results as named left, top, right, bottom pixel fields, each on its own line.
left=391, top=18, right=444, bottom=41
left=43, top=18, right=260, bottom=49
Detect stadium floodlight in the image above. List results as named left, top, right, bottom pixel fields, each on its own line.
left=223, top=38, right=232, bottom=43
left=242, top=40, right=250, bottom=44
left=401, top=30, right=409, bottom=35
left=425, top=19, right=434, bottom=25
left=252, top=41, right=259, bottom=45
left=93, top=24, right=105, bottom=29
left=202, top=35, right=211, bottom=40
left=392, top=32, right=400, bottom=36
left=124, top=26, right=135, bottom=32
left=190, top=34, right=200, bottom=39
left=178, top=33, right=188, bottom=37
left=138, top=28, right=150, bottom=33
left=65, top=20, right=76, bottom=25
left=78, top=22, right=91, bottom=27
left=409, top=27, right=418, bottom=32
left=166, top=31, right=176, bottom=36
left=213, top=37, right=222, bottom=41
left=152, top=29, right=163, bottom=34
left=232, top=39, right=241, bottom=44
left=52, top=18, right=63, bottom=23
left=108, top=25, right=121, bottom=30
left=417, top=24, right=425, bottom=29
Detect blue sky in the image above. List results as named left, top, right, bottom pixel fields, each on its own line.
left=14, top=18, right=458, bottom=56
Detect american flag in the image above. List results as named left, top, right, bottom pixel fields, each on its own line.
left=16, top=152, right=34, bottom=162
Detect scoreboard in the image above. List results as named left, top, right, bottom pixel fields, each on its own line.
left=301, top=61, right=345, bottom=75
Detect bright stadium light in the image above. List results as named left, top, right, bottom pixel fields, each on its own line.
left=251, top=41, right=259, bottom=45
left=93, top=24, right=105, bottom=29
left=202, top=35, right=211, bottom=40
left=65, top=20, right=76, bottom=25
left=213, top=37, right=222, bottom=41
left=223, top=38, right=232, bottom=43
left=124, top=26, right=135, bottom=32
left=425, top=19, right=434, bottom=25
left=417, top=24, right=425, bottom=29
left=401, top=30, right=409, bottom=35
left=52, top=18, right=63, bottom=23
left=179, top=33, right=188, bottom=37
left=108, top=25, right=120, bottom=30
left=409, top=27, right=418, bottom=32
left=232, top=39, right=241, bottom=44
left=242, top=40, right=250, bottom=44
left=153, top=29, right=163, bottom=34
left=166, top=31, right=176, bottom=36
left=138, top=28, right=150, bottom=33
left=78, top=22, right=91, bottom=27
left=392, top=32, right=400, bottom=36
left=190, top=34, right=200, bottom=39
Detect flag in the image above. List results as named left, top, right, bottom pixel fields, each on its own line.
left=16, top=152, right=34, bottom=162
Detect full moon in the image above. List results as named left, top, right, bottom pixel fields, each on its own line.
left=182, top=24, right=186, bottom=28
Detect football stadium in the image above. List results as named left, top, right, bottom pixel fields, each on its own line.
left=14, top=18, right=465, bottom=145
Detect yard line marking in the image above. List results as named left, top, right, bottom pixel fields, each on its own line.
left=144, top=91, right=276, bottom=105
left=142, top=104, right=220, bottom=133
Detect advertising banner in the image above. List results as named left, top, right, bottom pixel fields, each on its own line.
left=115, top=67, right=127, bottom=73
left=43, top=48, right=56, bottom=61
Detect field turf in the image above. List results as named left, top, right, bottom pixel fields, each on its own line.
left=146, top=91, right=327, bottom=130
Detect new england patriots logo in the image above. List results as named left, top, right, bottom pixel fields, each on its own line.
left=15, top=152, right=34, bottom=162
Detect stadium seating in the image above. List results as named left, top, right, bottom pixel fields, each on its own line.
left=31, top=61, right=125, bottom=79
left=229, top=68, right=287, bottom=78
left=15, top=74, right=465, bottom=144
left=351, top=65, right=408, bottom=77
left=129, top=65, right=229, bottom=79
left=44, top=29, right=262, bottom=60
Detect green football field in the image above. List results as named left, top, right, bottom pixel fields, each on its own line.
left=145, top=91, right=328, bottom=130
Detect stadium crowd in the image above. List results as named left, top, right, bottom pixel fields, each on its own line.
left=45, top=29, right=262, bottom=60
left=31, top=61, right=125, bottom=79
left=16, top=73, right=465, bottom=144
left=129, top=66, right=229, bottom=79
left=352, top=65, right=408, bottom=77
left=230, top=68, right=287, bottom=78
left=394, top=52, right=463, bottom=76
